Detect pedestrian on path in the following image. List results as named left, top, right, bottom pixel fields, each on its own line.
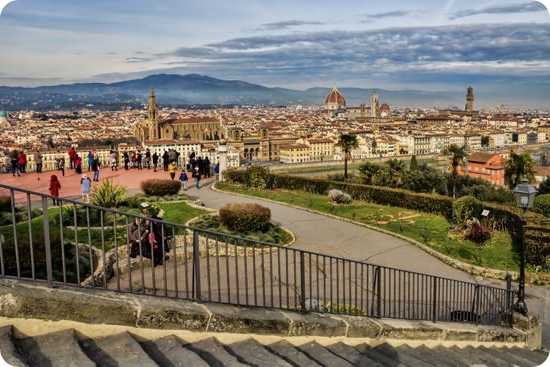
left=110, top=151, right=118, bottom=171
left=87, top=151, right=94, bottom=172
left=68, top=146, right=77, bottom=169
left=92, top=157, right=101, bottom=181
left=49, top=175, right=61, bottom=205
left=152, top=152, right=159, bottom=172
left=123, top=152, right=130, bottom=170
left=168, top=162, right=177, bottom=180
left=34, top=151, right=43, bottom=175
left=75, top=155, right=83, bottom=174
left=10, top=149, right=19, bottom=177
left=57, top=157, right=65, bottom=177
left=193, top=166, right=201, bottom=189
left=80, top=174, right=92, bottom=202
left=18, top=151, right=27, bottom=174
left=179, top=171, right=188, bottom=190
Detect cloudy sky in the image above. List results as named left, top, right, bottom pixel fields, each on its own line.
left=0, top=0, right=549, bottom=104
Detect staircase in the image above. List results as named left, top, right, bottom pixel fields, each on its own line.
left=0, top=325, right=547, bottom=367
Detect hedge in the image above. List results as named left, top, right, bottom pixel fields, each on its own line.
left=219, top=203, right=271, bottom=233
left=141, top=179, right=181, bottom=196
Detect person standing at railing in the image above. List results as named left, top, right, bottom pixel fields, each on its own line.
left=9, top=149, right=19, bottom=177
left=68, top=146, right=77, bottom=169
left=57, top=157, right=65, bottom=177
left=80, top=174, right=92, bottom=202
left=49, top=175, right=61, bottom=205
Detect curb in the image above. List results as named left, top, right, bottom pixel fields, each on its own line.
left=211, top=183, right=537, bottom=285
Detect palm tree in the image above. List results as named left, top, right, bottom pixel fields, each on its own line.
left=338, top=133, right=359, bottom=180
left=505, top=151, right=535, bottom=190
left=444, top=144, right=468, bottom=198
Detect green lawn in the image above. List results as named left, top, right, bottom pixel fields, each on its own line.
left=216, top=182, right=519, bottom=272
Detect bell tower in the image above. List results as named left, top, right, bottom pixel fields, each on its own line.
left=147, top=89, right=159, bottom=139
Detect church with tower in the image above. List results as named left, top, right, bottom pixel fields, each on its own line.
left=135, top=89, right=225, bottom=144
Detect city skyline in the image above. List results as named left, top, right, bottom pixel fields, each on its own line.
left=0, top=1, right=549, bottom=107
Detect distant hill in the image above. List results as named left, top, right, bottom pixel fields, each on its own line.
left=0, top=73, right=461, bottom=110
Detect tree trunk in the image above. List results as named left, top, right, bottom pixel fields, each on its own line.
left=344, top=151, right=349, bottom=179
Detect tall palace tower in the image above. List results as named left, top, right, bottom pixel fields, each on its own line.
left=465, top=86, right=475, bottom=112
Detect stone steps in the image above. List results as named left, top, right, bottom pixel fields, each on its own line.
left=0, top=324, right=546, bottom=367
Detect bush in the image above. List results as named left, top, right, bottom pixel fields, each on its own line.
left=453, top=196, right=483, bottom=226
left=328, top=189, right=352, bottom=204
left=91, top=180, right=127, bottom=208
left=464, top=218, right=491, bottom=244
left=0, top=196, right=10, bottom=211
left=141, top=179, right=181, bottom=196
left=525, top=225, right=550, bottom=266
left=533, top=194, right=550, bottom=218
left=219, top=203, right=271, bottom=232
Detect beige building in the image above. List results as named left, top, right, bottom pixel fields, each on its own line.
left=279, top=144, right=311, bottom=164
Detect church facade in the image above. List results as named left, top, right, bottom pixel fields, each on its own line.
left=135, top=90, right=225, bottom=143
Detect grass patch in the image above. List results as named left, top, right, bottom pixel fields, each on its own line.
left=217, top=182, right=519, bottom=272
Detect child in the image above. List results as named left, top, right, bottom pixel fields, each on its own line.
left=179, top=171, right=189, bottom=190
left=168, top=162, right=177, bottom=180
left=80, top=174, right=92, bottom=202
left=49, top=175, right=61, bottom=205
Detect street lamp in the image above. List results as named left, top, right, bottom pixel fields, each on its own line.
left=512, top=179, right=537, bottom=315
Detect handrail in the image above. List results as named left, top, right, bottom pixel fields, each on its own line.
left=0, top=182, right=516, bottom=326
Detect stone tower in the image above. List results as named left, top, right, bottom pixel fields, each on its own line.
left=370, top=94, right=380, bottom=118
left=465, top=86, right=475, bottom=112
left=148, top=89, right=159, bottom=140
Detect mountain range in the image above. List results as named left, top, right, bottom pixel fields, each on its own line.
left=0, top=74, right=463, bottom=110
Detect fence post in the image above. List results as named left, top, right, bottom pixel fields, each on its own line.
left=505, top=273, right=513, bottom=327
left=192, top=230, right=201, bottom=301
left=300, top=252, right=306, bottom=311
left=42, top=197, right=53, bottom=288
left=375, top=266, right=381, bottom=318
left=432, top=277, right=438, bottom=323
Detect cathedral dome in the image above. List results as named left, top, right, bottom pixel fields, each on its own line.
left=324, top=87, right=346, bottom=110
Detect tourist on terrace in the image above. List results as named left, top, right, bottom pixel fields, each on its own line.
left=18, top=151, right=27, bottom=174
left=179, top=170, right=188, bottom=190
left=75, top=155, right=83, bottom=174
left=68, top=146, right=77, bottom=169
left=162, top=150, right=169, bottom=171
left=87, top=151, right=94, bottom=172
left=168, top=161, right=177, bottom=180
left=152, top=152, right=159, bottom=172
left=80, top=174, right=92, bottom=202
left=91, top=157, right=101, bottom=182
left=9, top=150, right=19, bottom=177
left=49, top=175, right=61, bottom=205
left=110, top=151, right=118, bottom=171
left=57, top=157, right=65, bottom=177
left=137, top=151, right=143, bottom=170
left=34, top=151, right=43, bottom=176
left=145, top=149, right=151, bottom=169
left=193, top=166, right=201, bottom=189
left=123, top=152, right=130, bottom=170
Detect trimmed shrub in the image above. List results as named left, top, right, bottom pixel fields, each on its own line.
left=219, top=203, right=271, bottom=233
left=464, top=218, right=491, bottom=244
left=525, top=225, right=550, bottom=266
left=533, top=194, right=550, bottom=218
left=0, top=196, right=11, bottom=211
left=141, top=179, right=181, bottom=196
left=453, top=196, right=483, bottom=226
left=328, top=189, right=352, bottom=204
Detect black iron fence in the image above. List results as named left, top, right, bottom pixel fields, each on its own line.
left=0, top=182, right=516, bottom=326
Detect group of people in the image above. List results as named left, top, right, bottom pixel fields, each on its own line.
left=128, top=202, right=171, bottom=266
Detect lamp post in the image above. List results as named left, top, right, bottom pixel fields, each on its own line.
left=512, top=179, right=537, bottom=315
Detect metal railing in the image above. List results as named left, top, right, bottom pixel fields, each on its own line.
left=0, top=182, right=516, bottom=326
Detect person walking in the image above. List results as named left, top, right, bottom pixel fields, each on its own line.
left=49, top=175, right=61, bottom=205
left=18, top=151, right=27, bottom=174
left=87, top=151, right=94, bottom=172
left=168, top=161, right=177, bottom=180
left=145, top=149, right=151, bottom=169
left=80, top=174, right=92, bottom=202
left=152, top=152, right=159, bottom=172
left=68, top=146, right=77, bottom=169
left=34, top=151, right=43, bottom=175
left=179, top=170, right=189, bottom=190
left=137, top=151, right=143, bottom=170
left=110, top=150, right=118, bottom=171
left=57, top=157, right=65, bottom=177
left=123, top=152, right=130, bottom=170
left=162, top=150, right=169, bottom=171
left=193, top=166, right=201, bottom=189
left=75, top=155, right=83, bottom=174
left=92, top=157, right=101, bottom=181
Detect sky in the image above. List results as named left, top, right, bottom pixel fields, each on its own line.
left=0, top=0, right=549, bottom=106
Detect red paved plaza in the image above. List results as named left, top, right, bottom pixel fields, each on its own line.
left=0, top=167, right=183, bottom=202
